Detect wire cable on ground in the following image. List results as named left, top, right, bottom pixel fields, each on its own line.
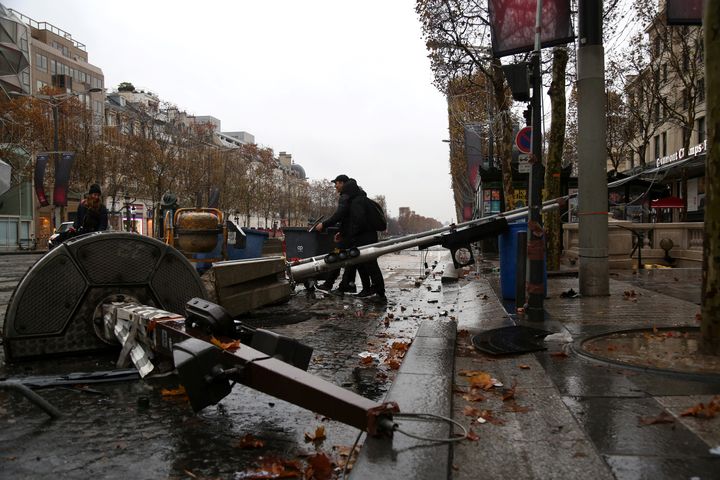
left=341, top=430, right=364, bottom=480
left=390, top=412, right=468, bottom=443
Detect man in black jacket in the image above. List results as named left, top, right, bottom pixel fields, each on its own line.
left=315, top=175, right=385, bottom=300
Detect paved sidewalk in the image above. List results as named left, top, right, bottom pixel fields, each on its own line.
left=354, top=257, right=720, bottom=479
left=453, top=267, right=719, bottom=480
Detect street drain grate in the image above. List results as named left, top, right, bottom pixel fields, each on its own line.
left=471, top=326, right=554, bottom=355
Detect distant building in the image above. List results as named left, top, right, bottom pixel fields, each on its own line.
left=623, top=12, right=705, bottom=222
left=194, top=115, right=221, bottom=131
left=0, top=4, right=30, bottom=95
left=8, top=7, right=105, bottom=123
left=223, top=131, right=255, bottom=144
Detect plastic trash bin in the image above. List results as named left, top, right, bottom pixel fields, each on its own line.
left=499, top=221, right=546, bottom=300
left=193, top=222, right=269, bottom=273
left=227, top=225, right=269, bottom=260
left=282, top=227, right=336, bottom=261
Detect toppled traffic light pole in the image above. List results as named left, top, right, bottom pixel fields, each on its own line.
left=2, top=194, right=570, bottom=429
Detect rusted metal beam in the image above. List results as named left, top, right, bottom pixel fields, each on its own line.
left=103, top=302, right=398, bottom=436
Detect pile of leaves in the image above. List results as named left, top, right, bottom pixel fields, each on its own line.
left=230, top=425, right=360, bottom=479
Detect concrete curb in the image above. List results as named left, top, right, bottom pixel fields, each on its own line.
left=350, top=318, right=457, bottom=479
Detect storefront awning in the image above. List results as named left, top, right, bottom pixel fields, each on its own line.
left=651, top=196, right=684, bottom=209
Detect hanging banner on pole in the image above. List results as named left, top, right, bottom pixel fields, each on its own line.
left=34, top=154, right=50, bottom=207
left=488, top=0, right=574, bottom=57
left=666, top=0, right=704, bottom=25
left=53, top=152, right=75, bottom=206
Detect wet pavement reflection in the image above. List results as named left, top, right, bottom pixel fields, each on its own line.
left=0, top=250, right=443, bottom=478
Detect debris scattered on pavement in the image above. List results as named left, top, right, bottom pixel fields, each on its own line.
left=545, top=331, right=573, bottom=343
left=304, top=425, right=327, bottom=444
left=305, top=453, right=333, bottom=479
left=680, top=396, right=720, bottom=418
left=160, top=386, right=187, bottom=397
left=638, top=411, right=675, bottom=426
left=237, top=456, right=303, bottom=479
left=560, top=288, right=580, bottom=298
left=549, top=351, right=569, bottom=359
left=235, top=434, right=265, bottom=449
left=501, top=382, right=517, bottom=401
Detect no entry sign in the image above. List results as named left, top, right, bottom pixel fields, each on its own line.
left=515, top=126, right=532, bottom=154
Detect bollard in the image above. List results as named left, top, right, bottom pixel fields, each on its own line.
left=516, top=231, right=527, bottom=310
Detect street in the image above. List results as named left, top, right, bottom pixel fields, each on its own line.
left=0, top=249, right=446, bottom=479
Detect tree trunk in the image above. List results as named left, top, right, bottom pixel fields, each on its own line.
left=702, top=4, right=720, bottom=355
left=491, top=60, right=514, bottom=210
left=544, top=47, right=568, bottom=271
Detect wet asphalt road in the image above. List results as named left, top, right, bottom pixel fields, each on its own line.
left=0, top=249, right=445, bottom=479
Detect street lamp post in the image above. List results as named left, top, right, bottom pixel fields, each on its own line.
left=11, top=88, right=103, bottom=228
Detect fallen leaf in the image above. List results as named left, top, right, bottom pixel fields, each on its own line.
left=210, top=336, right=242, bottom=351
left=160, top=386, right=187, bottom=397
left=183, top=469, right=198, bottom=479
left=235, top=434, right=265, bottom=449
left=680, top=396, right=720, bottom=418
left=333, top=445, right=360, bottom=472
left=549, top=351, right=569, bottom=359
left=478, top=409, right=504, bottom=425
left=238, top=457, right=303, bottom=479
left=462, top=391, right=486, bottom=402
left=501, top=382, right=517, bottom=401
left=505, top=403, right=531, bottom=413
left=305, top=453, right=333, bottom=480
left=359, top=356, right=374, bottom=365
left=518, top=365, right=531, bottom=369
left=466, top=429, right=480, bottom=441
left=463, top=405, right=482, bottom=418
left=638, top=411, right=675, bottom=426
left=391, top=341, right=410, bottom=353
left=304, top=426, right=327, bottom=444
left=386, top=358, right=401, bottom=370
left=384, top=317, right=390, bottom=327
left=468, top=372, right=494, bottom=390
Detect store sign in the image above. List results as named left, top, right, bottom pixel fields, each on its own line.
left=655, top=140, right=706, bottom=168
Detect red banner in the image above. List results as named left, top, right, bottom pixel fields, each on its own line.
left=34, top=154, right=49, bottom=207
left=489, top=0, right=574, bottom=57
left=53, top=152, right=75, bottom=206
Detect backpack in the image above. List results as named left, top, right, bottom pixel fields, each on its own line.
left=365, top=197, right=387, bottom=231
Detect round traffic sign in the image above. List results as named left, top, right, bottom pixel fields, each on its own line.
left=515, top=126, right=532, bottom=154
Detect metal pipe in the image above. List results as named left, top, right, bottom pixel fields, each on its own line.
left=292, top=194, right=575, bottom=268
left=290, top=200, right=567, bottom=281
left=0, top=380, right=62, bottom=418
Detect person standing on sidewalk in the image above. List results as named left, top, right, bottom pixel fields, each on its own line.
left=315, top=175, right=385, bottom=300
left=73, top=183, right=109, bottom=233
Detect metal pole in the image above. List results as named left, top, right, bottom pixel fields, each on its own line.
left=52, top=103, right=60, bottom=230
left=526, top=0, right=545, bottom=321
left=577, top=0, right=609, bottom=295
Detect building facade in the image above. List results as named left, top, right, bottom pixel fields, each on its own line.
left=623, top=13, right=705, bottom=223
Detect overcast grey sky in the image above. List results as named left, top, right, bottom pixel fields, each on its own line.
left=7, top=0, right=456, bottom=222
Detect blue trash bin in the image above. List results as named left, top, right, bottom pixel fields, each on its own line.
left=193, top=223, right=269, bottom=273
left=498, top=221, right=546, bottom=300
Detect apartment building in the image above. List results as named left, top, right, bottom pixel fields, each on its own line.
left=621, top=12, right=706, bottom=222
left=9, top=8, right=105, bottom=125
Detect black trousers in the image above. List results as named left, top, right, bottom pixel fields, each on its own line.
left=353, top=231, right=383, bottom=294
